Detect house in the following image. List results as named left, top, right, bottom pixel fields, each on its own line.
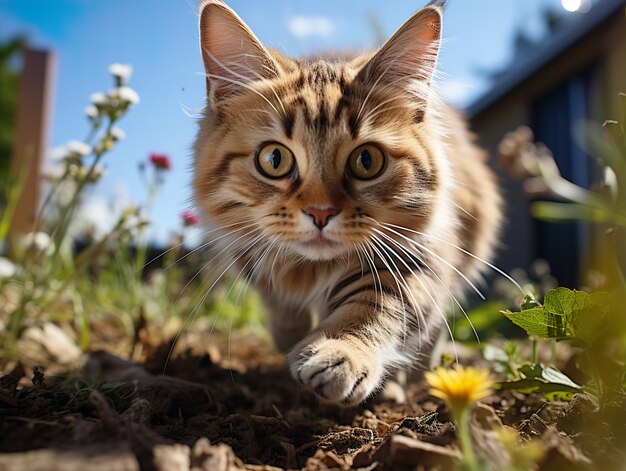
left=467, top=0, right=626, bottom=287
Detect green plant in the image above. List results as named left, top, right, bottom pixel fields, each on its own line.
left=497, top=93, right=626, bottom=404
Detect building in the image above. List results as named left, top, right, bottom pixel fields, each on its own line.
left=467, top=0, right=626, bottom=286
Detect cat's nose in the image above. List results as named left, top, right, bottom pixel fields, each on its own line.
left=302, top=207, right=340, bottom=230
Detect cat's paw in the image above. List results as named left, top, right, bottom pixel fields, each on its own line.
left=288, top=337, right=383, bottom=406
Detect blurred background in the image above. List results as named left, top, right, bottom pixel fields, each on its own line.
left=0, top=0, right=625, bottom=352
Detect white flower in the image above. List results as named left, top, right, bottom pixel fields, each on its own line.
left=21, top=232, right=55, bottom=255
left=67, top=140, right=91, bottom=156
left=64, top=140, right=92, bottom=162
left=108, top=63, right=133, bottom=85
left=110, top=127, right=126, bottom=142
left=51, top=146, right=69, bottom=161
left=0, top=257, right=17, bottom=279
left=85, top=105, right=99, bottom=119
left=42, top=162, right=66, bottom=182
left=88, top=163, right=107, bottom=183
left=108, top=86, right=140, bottom=107
left=90, top=92, right=108, bottom=107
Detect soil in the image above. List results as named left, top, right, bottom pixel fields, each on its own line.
left=1, top=330, right=624, bottom=471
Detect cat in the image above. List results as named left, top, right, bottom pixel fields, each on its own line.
left=193, top=0, right=501, bottom=406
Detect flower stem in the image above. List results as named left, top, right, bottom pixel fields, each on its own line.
left=453, top=406, right=480, bottom=471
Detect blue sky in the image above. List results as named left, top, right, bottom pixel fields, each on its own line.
left=0, top=0, right=582, bottom=244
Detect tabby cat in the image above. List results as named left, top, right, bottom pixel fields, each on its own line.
left=193, top=0, right=501, bottom=405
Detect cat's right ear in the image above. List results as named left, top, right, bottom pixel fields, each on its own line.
left=354, top=4, right=443, bottom=96
left=199, top=0, right=280, bottom=106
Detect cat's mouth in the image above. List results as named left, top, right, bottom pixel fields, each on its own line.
left=302, top=233, right=337, bottom=247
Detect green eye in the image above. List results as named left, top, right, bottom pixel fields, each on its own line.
left=255, top=143, right=295, bottom=179
left=348, top=144, right=386, bottom=180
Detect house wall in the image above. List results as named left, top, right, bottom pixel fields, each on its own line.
left=467, top=10, right=626, bottom=280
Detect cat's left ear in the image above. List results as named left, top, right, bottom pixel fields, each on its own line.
left=356, top=2, right=443, bottom=90
left=198, top=0, right=281, bottom=105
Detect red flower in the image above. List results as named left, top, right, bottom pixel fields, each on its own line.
left=182, top=210, right=200, bottom=227
left=149, top=153, right=171, bottom=171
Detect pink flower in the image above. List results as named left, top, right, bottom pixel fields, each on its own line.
left=149, top=153, right=171, bottom=171
left=182, top=210, right=200, bottom=227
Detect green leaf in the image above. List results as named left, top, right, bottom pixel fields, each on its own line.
left=498, top=363, right=581, bottom=399
left=502, top=288, right=612, bottom=341
left=501, top=306, right=569, bottom=339
left=543, top=288, right=589, bottom=316
left=482, top=343, right=521, bottom=379
left=573, top=120, right=623, bottom=177
left=531, top=201, right=626, bottom=227
left=521, top=294, right=541, bottom=310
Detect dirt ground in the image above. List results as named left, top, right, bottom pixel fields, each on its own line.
left=1, top=328, right=624, bottom=471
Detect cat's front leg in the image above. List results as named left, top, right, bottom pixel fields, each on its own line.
left=288, top=285, right=411, bottom=406
left=263, top=293, right=312, bottom=353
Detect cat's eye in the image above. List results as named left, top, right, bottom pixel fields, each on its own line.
left=347, top=144, right=386, bottom=180
left=255, top=142, right=295, bottom=179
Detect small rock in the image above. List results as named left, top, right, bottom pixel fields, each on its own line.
left=153, top=444, right=190, bottom=471
left=388, top=435, right=461, bottom=468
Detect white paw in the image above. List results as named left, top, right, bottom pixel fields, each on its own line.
left=288, top=338, right=383, bottom=406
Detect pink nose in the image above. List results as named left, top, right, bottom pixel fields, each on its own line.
left=302, top=207, right=340, bottom=229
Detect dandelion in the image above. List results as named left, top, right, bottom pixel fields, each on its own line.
left=149, top=153, right=172, bottom=171
left=426, top=366, right=494, bottom=471
left=181, top=210, right=200, bottom=227
left=108, top=63, right=133, bottom=86
left=426, top=365, right=493, bottom=409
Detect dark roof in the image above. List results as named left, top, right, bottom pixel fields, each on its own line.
left=467, top=0, right=626, bottom=118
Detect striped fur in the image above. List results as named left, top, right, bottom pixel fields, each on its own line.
left=194, top=1, right=501, bottom=405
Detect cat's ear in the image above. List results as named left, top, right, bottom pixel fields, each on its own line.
left=199, top=0, right=280, bottom=105
left=356, top=3, right=443, bottom=91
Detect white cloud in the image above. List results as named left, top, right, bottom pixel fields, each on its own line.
left=435, top=80, right=475, bottom=107
left=287, top=15, right=334, bottom=39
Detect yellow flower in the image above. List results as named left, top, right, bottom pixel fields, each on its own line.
left=425, top=366, right=494, bottom=471
left=425, top=365, right=494, bottom=408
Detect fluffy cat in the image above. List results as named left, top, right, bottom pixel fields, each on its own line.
left=193, top=0, right=501, bottom=405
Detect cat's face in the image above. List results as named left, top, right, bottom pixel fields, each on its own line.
left=195, top=1, right=444, bottom=262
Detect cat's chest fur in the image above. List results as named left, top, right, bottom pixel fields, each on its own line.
left=250, top=256, right=351, bottom=310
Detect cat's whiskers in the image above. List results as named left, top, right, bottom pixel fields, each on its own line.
left=370, top=220, right=485, bottom=300
left=162, top=230, right=264, bottom=373
left=222, top=235, right=276, bottom=387
left=373, top=227, right=480, bottom=344
left=381, top=221, right=525, bottom=295
left=369, top=232, right=428, bottom=333
left=369, top=233, right=442, bottom=355
left=136, top=218, right=258, bottom=274
left=367, top=228, right=458, bottom=363
left=164, top=223, right=262, bottom=324
left=161, top=220, right=261, bottom=273
left=356, top=241, right=383, bottom=320
left=208, top=233, right=275, bottom=346
left=369, top=236, right=415, bottom=349
left=225, top=235, right=281, bottom=386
